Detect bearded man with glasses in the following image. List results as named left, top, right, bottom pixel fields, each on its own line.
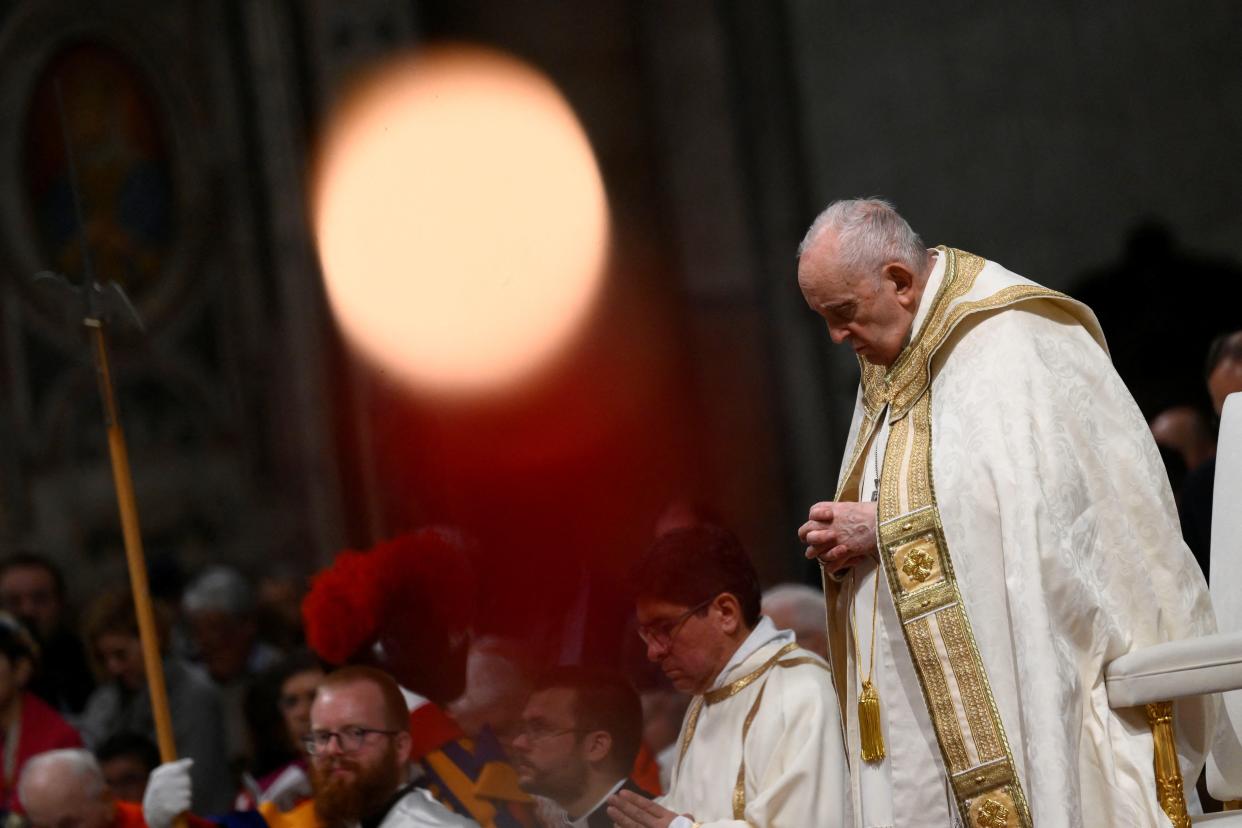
left=144, top=666, right=475, bottom=828
left=607, top=526, right=847, bottom=828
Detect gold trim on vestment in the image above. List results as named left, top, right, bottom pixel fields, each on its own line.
left=835, top=409, right=882, bottom=504
left=675, top=641, right=800, bottom=773
left=876, top=365, right=1033, bottom=826
left=734, top=680, right=770, bottom=819
left=676, top=696, right=704, bottom=777
left=859, top=246, right=981, bottom=423
left=774, top=656, right=832, bottom=672
left=832, top=248, right=1087, bottom=827
left=703, top=641, right=800, bottom=705
left=672, top=642, right=823, bottom=821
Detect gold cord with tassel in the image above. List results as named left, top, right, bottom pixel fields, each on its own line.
left=849, top=569, right=886, bottom=762
left=858, top=679, right=885, bottom=761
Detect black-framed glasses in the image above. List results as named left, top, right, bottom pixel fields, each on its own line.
left=636, top=598, right=714, bottom=649
left=302, top=725, right=399, bottom=755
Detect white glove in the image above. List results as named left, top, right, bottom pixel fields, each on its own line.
left=143, top=758, right=195, bottom=828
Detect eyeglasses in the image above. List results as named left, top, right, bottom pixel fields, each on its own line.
left=517, top=722, right=586, bottom=742
left=302, top=725, right=399, bottom=755
left=636, top=598, right=713, bottom=649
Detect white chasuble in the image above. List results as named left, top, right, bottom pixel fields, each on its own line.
left=661, top=618, right=849, bottom=827
left=828, top=248, right=1216, bottom=828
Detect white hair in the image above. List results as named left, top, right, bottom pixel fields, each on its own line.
left=18, top=749, right=107, bottom=804
left=761, top=583, right=825, bottom=631
left=798, top=197, right=927, bottom=276
left=183, top=565, right=255, bottom=616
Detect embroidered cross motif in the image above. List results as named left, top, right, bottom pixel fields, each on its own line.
left=901, top=547, right=935, bottom=582
left=976, top=798, right=1010, bottom=828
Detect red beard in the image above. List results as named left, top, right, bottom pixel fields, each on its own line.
left=311, top=743, right=405, bottom=828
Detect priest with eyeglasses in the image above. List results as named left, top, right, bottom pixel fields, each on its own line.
left=607, top=525, right=848, bottom=828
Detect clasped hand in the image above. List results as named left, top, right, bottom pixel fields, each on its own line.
left=607, top=790, right=681, bottom=828
left=798, top=500, right=878, bottom=574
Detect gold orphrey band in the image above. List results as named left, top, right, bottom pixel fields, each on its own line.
left=852, top=248, right=1062, bottom=828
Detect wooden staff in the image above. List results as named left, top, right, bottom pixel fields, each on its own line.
left=87, top=319, right=179, bottom=764
left=37, top=82, right=183, bottom=782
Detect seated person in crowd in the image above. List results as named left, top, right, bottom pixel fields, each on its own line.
left=760, top=583, right=829, bottom=660
left=608, top=526, right=847, bottom=828
left=511, top=667, right=650, bottom=827
left=19, top=749, right=205, bottom=828
left=238, top=650, right=325, bottom=811
left=182, top=567, right=283, bottom=771
left=144, top=666, right=478, bottom=828
left=445, top=637, right=536, bottom=759
left=0, top=552, right=95, bottom=714
left=97, top=732, right=162, bottom=804
left=1182, top=329, right=1242, bottom=578
left=79, top=588, right=233, bottom=815
left=0, top=613, right=82, bottom=817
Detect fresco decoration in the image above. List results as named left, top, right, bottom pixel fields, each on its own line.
left=22, top=39, right=175, bottom=324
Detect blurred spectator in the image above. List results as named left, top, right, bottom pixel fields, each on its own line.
left=181, top=567, right=281, bottom=771
left=652, top=501, right=720, bottom=538
left=511, top=667, right=650, bottom=827
left=0, top=553, right=95, bottom=714
left=760, top=583, right=829, bottom=659
left=1181, top=330, right=1242, bottom=581
left=1208, top=331, right=1242, bottom=415
left=1150, top=406, right=1216, bottom=474
left=255, top=568, right=308, bottom=653
left=79, top=588, right=233, bottom=815
left=237, top=650, right=324, bottom=811
left=445, top=637, right=536, bottom=756
left=638, top=689, right=689, bottom=793
left=275, top=656, right=322, bottom=751
left=96, top=732, right=161, bottom=804
left=18, top=749, right=156, bottom=828
left=0, top=613, right=83, bottom=817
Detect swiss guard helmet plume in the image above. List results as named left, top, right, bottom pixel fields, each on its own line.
left=301, top=527, right=477, bottom=703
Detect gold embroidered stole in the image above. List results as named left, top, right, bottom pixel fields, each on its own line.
left=833, top=247, right=1080, bottom=828
left=675, top=641, right=829, bottom=820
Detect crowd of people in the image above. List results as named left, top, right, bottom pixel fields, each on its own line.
left=2, top=199, right=1238, bottom=828
left=0, top=525, right=838, bottom=828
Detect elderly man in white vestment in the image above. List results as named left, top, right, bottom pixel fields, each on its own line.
left=607, top=525, right=848, bottom=828
left=796, top=198, right=1216, bottom=827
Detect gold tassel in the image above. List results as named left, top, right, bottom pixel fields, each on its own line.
left=859, top=680, right=886, bottom=762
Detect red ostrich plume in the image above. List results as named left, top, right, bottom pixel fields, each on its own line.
left=301, top=527, right=477, bottom=702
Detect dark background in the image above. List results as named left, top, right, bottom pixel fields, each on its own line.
left=1, top=0, right=1238, bottom=653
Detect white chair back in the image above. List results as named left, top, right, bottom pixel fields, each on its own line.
left=1208, top=391, right=1242, bottom=799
